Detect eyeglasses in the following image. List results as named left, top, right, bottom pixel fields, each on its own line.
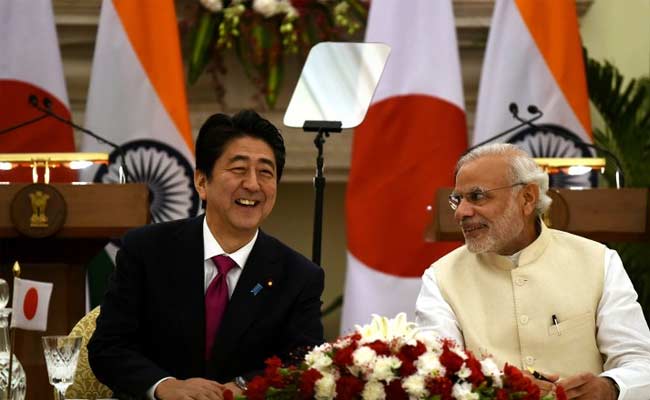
left=448, top=182, right=526, bottom=210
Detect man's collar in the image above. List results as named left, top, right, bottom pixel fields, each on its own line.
left=202, top=216, right=258, bottom=269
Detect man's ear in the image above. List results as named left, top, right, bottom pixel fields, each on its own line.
left=521, top=183, right=539, bottom=216
left=194, top=170, right=207, bottom=201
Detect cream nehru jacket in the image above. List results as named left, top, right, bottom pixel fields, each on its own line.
left=433, top=222, right=605, bottom=377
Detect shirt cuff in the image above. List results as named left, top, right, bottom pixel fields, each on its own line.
left=148, top=376, right=174, bottom=400
left=599, top=372, right=622, bottom=400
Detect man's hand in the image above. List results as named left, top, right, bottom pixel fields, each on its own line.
left=522, top=370, right=559, bottom=396
left=155, top=377, right=227, bottom=400
left=559, top=373, right=618, bottom=400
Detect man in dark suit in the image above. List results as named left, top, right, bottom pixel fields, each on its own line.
left=88, top=110, right=324, bottom=400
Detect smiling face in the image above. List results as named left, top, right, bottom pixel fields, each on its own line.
left=195, top=135, right=277, bottom=245
left=453, top=155, right=537, bottom=255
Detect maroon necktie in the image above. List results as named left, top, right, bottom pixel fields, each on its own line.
left=205, top=255, right=236, bottom=359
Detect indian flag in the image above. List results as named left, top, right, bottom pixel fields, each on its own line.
left=341, top=0, right=468, bottom=332
left=81, top=0, right=198, bottom=307
left=0, top=0, right=76, bottom=183
left=473, top=0, right=592, bottom=149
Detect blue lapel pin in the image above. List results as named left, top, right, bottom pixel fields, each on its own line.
left=251, top=283, right=263, bottom=296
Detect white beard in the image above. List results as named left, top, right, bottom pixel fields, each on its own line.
left=464, top=195, right=525, bottom=254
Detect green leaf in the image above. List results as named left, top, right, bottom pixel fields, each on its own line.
left=188, top=11, right=220, bottom=84
left=586, top=53, right=650, bottom=323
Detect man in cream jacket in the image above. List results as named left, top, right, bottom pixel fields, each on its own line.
left=416, top=143, right=650, bottom=400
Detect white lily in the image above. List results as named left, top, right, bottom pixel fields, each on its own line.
left=355, top=313, right=419, bottom=343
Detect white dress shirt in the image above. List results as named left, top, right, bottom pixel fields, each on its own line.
left=148, top=217, right=259, bottom=399
left=415, top=248, right=650, bottom=400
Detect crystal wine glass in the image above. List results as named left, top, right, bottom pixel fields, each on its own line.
left=42, top=336, right=82, bottom=400
left=0, top=278, right=9, bottom=309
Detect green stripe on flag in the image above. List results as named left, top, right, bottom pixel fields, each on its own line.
left=87, top=250, right=114, bottom=309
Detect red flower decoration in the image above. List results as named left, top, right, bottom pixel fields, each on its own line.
left=425, top=376, right=453, bottom=400
left=335, top=375, right=364, bottom=400
left=245, top=376, right=270, bottom=400
left=385, top=380, right=409, bottom=400
left=223, top=389, right=234, bottom=400
left=366, top=340, right=391, bottom=356
left=298, top=368, right=323, bottom=400
left=263, top=356, right=286, bottom=388
left=464, top=351, right=486, bottom=386
left=503, top=364, right=541, bottom=400
left=439, top=342, right=464, bottom=377
left=400, top=341, right=427, bottom=360
left=397, top=353, right=417, bottom=376
left=333, top=343, right=357, bottom=367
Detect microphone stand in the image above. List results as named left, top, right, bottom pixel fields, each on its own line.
left=28, top=95, right=132, bottom=183
left=509, top=104, right=625, bottom=188
left=0, top=115, right=49, bottom=135
left=303, top=120, right=342, bottom=266
left=464, top=107, right=544, bottom=155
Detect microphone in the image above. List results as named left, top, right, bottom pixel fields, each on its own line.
left=504, top=102, right=625, bottom=188
left=509, top=102, right=519, bottom=116
left=464, top=102, right=544, bottom=155
left=27, top=95, right=132, bottom=183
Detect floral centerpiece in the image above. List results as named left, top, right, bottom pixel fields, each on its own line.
left=230, top=314, right=566, bottom=400
left=186, top=0, right=368, bottom=108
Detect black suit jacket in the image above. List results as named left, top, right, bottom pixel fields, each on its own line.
left=88, top=216, right=324, bottom=398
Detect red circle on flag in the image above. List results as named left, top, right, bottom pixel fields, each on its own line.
left=23, top=288, right=39, bottom=320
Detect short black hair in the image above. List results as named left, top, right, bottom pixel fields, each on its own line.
left=195, top=109, right=286, bottom=181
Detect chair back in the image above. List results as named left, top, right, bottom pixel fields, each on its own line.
left=66, top=306, right=113, bottom=399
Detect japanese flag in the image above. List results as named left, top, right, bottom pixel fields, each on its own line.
left=11, top=278, right=53, bottom=331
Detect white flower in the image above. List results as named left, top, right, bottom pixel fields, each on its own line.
left=355, top=313, right=418, bottom=343
left=361, top=380, right=386, bottom=400
left=314, top=373, right=337, bottom=400
left=415, top=351, right=445, bottom=377
left=480, top=358, right=503, bottom=388
left=402, top=374, right=428, bottom=398
left=252, top=0, right=291, bottom=17
left=369, top=355, right=401, bottom=382
left=452, top=381, right=479, bottom=400
left=451, top=343, right=468, bottom=360
left=334, top=337, right=352, bottom=349
left=413, top=329, right=442, bottom=352
left=353, top=346, right=377, bottom=368
left=199, top=0, right=223, bottom=12
left=305, top=347, right=333, bottom=371
left=457, top=364, right=471, bottom=379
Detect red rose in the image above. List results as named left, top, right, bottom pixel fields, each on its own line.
left=262, top=356, right=286, bottom=388
left=245, top=376, right=270, bottom=400
left=299, top=368, right=323, bottom=399
left=400, top=341, right=427, bottom=360
left=385, top=380, right=409, bottom=400
left=464, top=352, right=485, bottom=386
left=496, top=388, right=508, bottom=400
left=503, top=364, right=541, bottom=400
left=366, top=340, right=391, bottom=356
left=223, top=389, right=234, bottom=400
left=425, top=377, right=453, bottom=400
left=265, top=356, right=283, bottom=369
left=333, top=343, right=357, bottom=367
left=439, top=342, right=464, bottom=377
left=397, top=353, right=417, bottom=376
left=556, top=385, right=568, bottom=400
left=336, top=375, right=364, bottom=400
